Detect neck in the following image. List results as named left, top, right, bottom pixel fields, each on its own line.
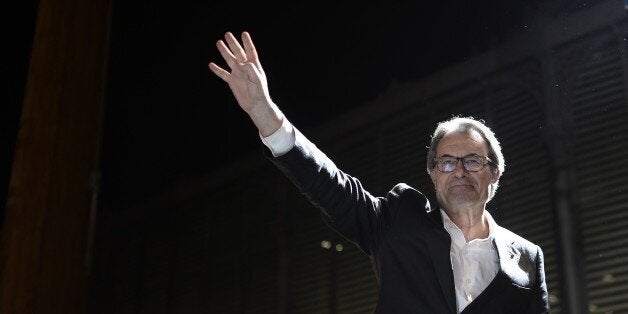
left=443, top=205, right=489, bottom=242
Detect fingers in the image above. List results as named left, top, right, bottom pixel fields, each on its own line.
left=208, top=62, right=230, bottom=81
left=225, top=32, right=248, bottom=64
left=210, top=31, right=264, bottom=80
left=241, top=32, right=261, bottom=69
left=209, top=60, right=260, bottom=86
left=216, top=39, right=238, bottom=70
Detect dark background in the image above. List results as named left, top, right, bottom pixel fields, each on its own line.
left=3, top=0, right=40, bottom=227
left=99, top=0, right=544, bottom=212
left=4, top=2, right=618, bottom=313
left=4, top=0, right=549, bottom=215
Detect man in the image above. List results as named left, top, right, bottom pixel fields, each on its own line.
left=209, top=31, right=549, bottom=313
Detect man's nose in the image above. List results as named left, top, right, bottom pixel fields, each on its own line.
left=453, top=159, right=468, bottom=178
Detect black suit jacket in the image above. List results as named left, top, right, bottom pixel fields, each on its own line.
left=268, top=129, right=549, bottom=313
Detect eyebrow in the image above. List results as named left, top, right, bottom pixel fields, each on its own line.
left=439, top=153, right=482, bottom=158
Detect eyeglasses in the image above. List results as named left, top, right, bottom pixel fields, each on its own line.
left=434, top=156, right=494, bottom=173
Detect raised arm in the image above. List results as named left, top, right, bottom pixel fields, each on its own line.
left=208, top=31, right=385, bottom=254
left=208, top=31, right=283, bottom=136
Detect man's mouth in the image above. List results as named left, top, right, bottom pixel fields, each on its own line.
left=449, top=183, right=475, bottom=189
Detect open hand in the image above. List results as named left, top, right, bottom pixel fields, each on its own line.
left=208, top=31, right=271, bottom=114
left=208, top=31, right=282, bottom=136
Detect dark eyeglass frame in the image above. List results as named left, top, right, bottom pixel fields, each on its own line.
left=433, top=155, right=495, bottom=173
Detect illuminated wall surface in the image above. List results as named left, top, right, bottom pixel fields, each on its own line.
left=90, top=3, right=628, bottom=314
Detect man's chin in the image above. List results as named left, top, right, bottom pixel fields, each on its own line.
left=445, top=192, right=481, bottom=206
left=437, top=191, right=484, bottom=210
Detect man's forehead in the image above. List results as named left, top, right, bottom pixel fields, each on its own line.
left=436, top=130, right=488, bottom=155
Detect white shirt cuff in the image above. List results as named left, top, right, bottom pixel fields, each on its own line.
left=260, top=118, right=295, bottom=157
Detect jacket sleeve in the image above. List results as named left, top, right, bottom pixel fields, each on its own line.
left=266, top=128, right=384, bottom=255
left=527, top=246, right=550, bottom=313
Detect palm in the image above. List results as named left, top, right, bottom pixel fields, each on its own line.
left=209, top=32, right=270, bottom=113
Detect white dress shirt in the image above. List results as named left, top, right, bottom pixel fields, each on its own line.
left=259, top=118, right=295, bottom=157
left=261, top=120, right=500, bottom=313
left=440, top=209, right=499, bottom=313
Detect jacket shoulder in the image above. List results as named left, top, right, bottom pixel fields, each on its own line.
left=385, top=183, right=433, bottom=213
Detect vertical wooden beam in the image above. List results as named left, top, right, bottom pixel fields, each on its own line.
left=0, top=0, right=111, bottom=313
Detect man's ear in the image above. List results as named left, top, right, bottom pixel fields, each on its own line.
left=430, top=169, right=437, bottom=186
left=490, top=169, right=501, bottom=184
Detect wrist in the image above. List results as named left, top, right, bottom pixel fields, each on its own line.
left=248, top=101, right=283, bottom=137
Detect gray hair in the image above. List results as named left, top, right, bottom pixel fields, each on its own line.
left=426, top=116, right=505, bottom=201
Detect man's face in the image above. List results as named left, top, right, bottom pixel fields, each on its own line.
left=430, top=130, right=500, bottom=211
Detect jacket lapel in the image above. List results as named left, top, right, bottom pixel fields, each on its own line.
left=425, top=209, right=457, bottom=314
left=492, top=227, right=531, bottom=288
